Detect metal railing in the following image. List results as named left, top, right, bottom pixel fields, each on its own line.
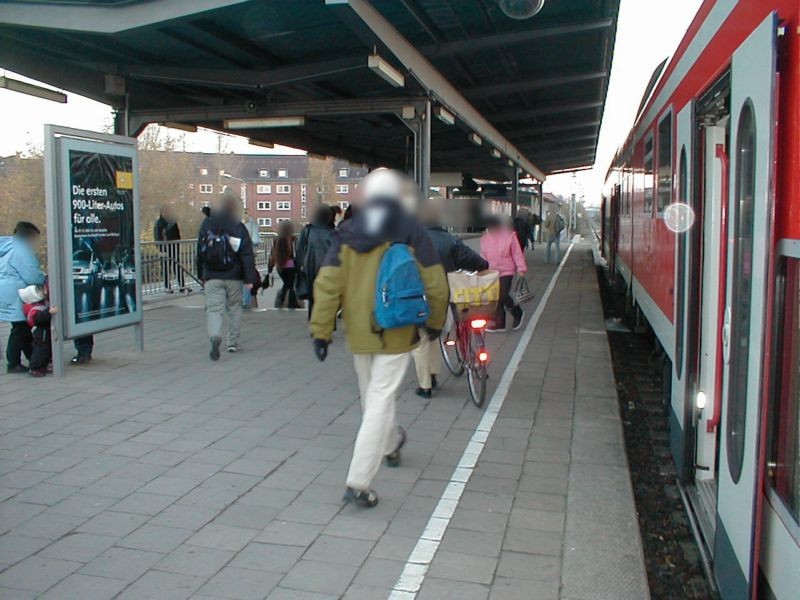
left=141, top=235, right=276, bottom=296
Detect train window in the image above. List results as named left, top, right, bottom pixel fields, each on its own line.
left=770, top=256, right=800, bottom=522
left=675, top=146, right=688, bottom=379
left=657, top=113, right=673, bottom=213
left=726, top=101, right=757, bottom=484
left=644, top=136, right=654, bottom=214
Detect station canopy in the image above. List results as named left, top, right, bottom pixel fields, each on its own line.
left=0, top=0, right=619, bottom=181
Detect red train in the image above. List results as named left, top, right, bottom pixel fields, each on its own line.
left=601, top=1, right=799, bottom=598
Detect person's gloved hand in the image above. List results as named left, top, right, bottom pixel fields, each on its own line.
left=313, top=339, right=329, bottom=362
left=426, top=327, right=441, bottom=341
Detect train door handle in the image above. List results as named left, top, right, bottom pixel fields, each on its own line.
left=722, top=306, right=731, bottom=365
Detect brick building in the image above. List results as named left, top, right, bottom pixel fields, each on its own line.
left=187, top=154, right=367, bottom=232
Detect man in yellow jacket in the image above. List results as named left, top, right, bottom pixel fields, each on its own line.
left=310, top=170, right=448, bottom=508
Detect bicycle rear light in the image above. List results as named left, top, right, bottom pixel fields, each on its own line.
left=478, top=349, right=489, bottom=362
left=470, top=318, right=487, bottom=330
left=445, top=339, right=456, bottom=346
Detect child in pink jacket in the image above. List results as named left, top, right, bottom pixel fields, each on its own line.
left=480, top=215, right=527, bottom=331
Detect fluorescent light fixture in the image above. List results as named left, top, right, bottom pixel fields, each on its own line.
left=401, top=105, right=416, bottom=120
left=0, top=76, right=66, bottom=103
left=368, top=54, right=405, bottom=88
left=507, top=159, right=515, bottom=167
left=248, top=139, right=275, bottom=148
left=469, top=133, right=482, bottom=146
left=434, top=106, right=455, bottom=126
left=160, top=122, right=197, bottom=133
left=225, top=116, right=305, bottom=129
left=491, top=149, right=501, bottom=159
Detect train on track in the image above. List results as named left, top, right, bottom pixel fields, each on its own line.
left=600, top=1, right=799, bottom=598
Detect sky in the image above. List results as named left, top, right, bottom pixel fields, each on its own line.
left=0, top=0, right=704, bottom=201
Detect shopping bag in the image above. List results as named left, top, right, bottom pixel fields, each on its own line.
left=512, top=276, right=535, bottom=306
left=447, top=269, right=500, bottom=320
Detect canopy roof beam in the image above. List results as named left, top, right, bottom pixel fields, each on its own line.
left=326, top=0, right=545, bottom=182
left=466, top=71, right=607, bottom=100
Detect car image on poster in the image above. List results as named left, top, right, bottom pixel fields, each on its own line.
left=68, top=149, right=136, bottom=324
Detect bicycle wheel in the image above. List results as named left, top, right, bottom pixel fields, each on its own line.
left=466, top=330, right=488, bottom=408
left=439, top=315, right=465, bottom=377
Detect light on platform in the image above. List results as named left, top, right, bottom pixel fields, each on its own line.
left=0, top=76, right=66, bottom=103
left=368, top=54, right=405, bottom=88
left=490, top=149, right=502, bottom=159
left=434, top=106, right=455, bottom=126
left=225, top=116, right=305, bottom=129
left=469, top=133, right=482, bottom=146
left=696, top=391, right=707, bottom=410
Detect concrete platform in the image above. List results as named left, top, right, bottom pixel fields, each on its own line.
left=0, top=241, right=649, bottom=599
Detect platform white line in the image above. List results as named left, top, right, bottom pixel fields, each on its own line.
left=388, top=243, right=576, bottom=599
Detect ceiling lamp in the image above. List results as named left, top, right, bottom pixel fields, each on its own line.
left=469, top=133, right=482, bottom=146
left=498, top=0, right=545, bottom=20
left=368, top=54, right=405, bottom=88
left=490, top=149, right=502, bottom=159
left=433, top=106, right=455, bottom=126
left=225, top=117, right=305, bottom=129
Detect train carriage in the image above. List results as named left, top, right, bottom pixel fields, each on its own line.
left=601, top=1, right=800, bottom=598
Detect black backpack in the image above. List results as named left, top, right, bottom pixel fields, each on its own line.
left=200, top=226, right=236, bottom=271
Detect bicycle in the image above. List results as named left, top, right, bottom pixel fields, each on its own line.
left=440, top=310, right=490, bottom=408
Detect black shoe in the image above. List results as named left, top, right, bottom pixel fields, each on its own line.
left=415, top=387, right=432, bottom=400
left=210, top=337, right=221, bottom=361
left=512, top=309, right=525, bottom=331
left=431, top=375, right=438, bottom=389
left=385, top=426, right=407, bottom=467
left=343, top=487, right=379, bottom=508
left=70, top=355, right=91, bottom=366
left=6, top=364, right=28, bottom=374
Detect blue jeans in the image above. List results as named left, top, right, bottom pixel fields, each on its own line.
left=546, top=235, right=561, bottom=264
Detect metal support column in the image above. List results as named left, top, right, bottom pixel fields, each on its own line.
left=419, top=99, right=431, bottom=198
left=537, top=182, right=544, bottom=243
left=511, top=165, right=519, bottom=218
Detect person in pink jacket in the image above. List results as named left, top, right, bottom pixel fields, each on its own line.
left=480, top=215, right=527, bottom=332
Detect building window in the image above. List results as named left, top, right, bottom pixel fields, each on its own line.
left=300, top=184, right=307, bottom=199
left=335, top=184, right=349, bottom=194
left=338, top=168, right=348, bottom=177
left=256, top=185, right=271, bottom=194
left=277, top=169, right=288, bottom=178
left=276, top=185, right=291, bottom=194
left=643, top=135, right=654, bottom=214
left=657, top=113, right=673, bottom=213
left=339, top=201, right=349, bottom=210
left=199, top=184, right=213, bottom=194
left=259, top=169, right=269, bottom=178
left=257, top=217, right=271, bottom=227
left=277, top=201, right=291, bottom=211
left=240, top=184, right=247, bottom=202
left=199, top=168, right=208, bottom=176
left=276, top=217, right=291, bottom=224
left=257, top=201, right=271, bottom=211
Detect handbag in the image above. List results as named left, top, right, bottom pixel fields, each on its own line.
left=447, top=269, right=500, bottom=321
left=294, top=269, right=311, bottom=300
left=512, top=276, right=535, bottom=306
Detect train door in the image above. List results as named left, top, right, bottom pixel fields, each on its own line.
left=715, top=13, right=778, bottom=600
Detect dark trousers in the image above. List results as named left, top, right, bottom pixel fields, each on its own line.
left=494, top=275, right=522, bottom=329
left=275, top=268, right=299, bottom=309
left=163, top=243, right=184, bottom=289
left=6, top=321, right=32, bottom=368
left=74, top=335, right=94, bottom=358
left=30, top=326, right=51, bottom=370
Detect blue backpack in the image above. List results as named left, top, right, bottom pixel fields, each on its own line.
left=374, top=244, right=430, bottom=330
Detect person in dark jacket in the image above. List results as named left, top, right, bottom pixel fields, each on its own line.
left=513, top=208, right=536, bottom=252
left=412, top=200, right=489, bottom=398
left=269, top=221, right=300, bottom=309
left=155, top=206, right=185, bottom=292
left=295, top=205, right=334, bottom=318
left=197, top=192, right=258, bottom=360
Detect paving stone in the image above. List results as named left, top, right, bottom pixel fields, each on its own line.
left=11, top=511, right=86, bottom=541
left=14, top=483, right=78, bottom=506
left=149, top=505, right=218, bottom=530
left=255, top=521, right=322, bottom=547
left=39, top=533, right=117, bottom=563
left=351, top=557, right=404, bottom=589
left=457, top=491, right=514, bottom=514
left=279, top=559, right=358, bottom=596
left=118, top=524, right=193, bottom=554
left=304, top=535, right=374, bottom=566
left=427, top=550, right=497, bottom=585
left=342, top=584, right=393, bottom=600
left=228, top=542, right=304, bottom=573
left=502, top=527, right=563, bottom=557
left=276, top=502, right=341, bottom=526
left=266, top=587, right=337, bottom=600
left=417, top=577, right=490, bottom=600
left=118, top=569, right=205, bottom=600
left=186, top=523, right=257, bottom=552
left=488, top=577, right=559, bottom=600
left=439, top=528, right=503, bottom=558
left=0, top=555, right=81, bottom=592
left=496, top=550, right=560, bottom=582
left=0, top=535, right=50, bottom=566
left=198, top=566, right=283, bottom=600
left=38, top=573, right=128, bottom=600
left=508, top=507, right=565, bottom=533
left=80, top=547, right=165, bottom=582
left=449, top=508, right=508, bottom=533
left=512, top=491, right=567, bottom=513
left=137, top=476, right=200, bottom=497
left=368, top=534, right=419, bottom=562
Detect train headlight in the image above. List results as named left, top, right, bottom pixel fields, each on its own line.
left=696, top=391, right=707, bottom=410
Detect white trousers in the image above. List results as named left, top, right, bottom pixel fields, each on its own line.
left=411, top=332, right=442, bottom=390
left=346, top=352, right=410, bottom=491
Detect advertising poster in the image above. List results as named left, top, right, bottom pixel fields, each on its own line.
left=68, top=149, right=137, bottom=324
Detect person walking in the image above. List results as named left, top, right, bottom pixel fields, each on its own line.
left=269, top=221, right=300, bottom=310
left=0, top=222, right=45, bottom=373
left=197, top=192, right=258, bottom=360
left=294, top=205, right=334, bottom=318
left=242, top=210, right=261, bottom=309
left=543, top=208, right=564, bottom=264
left=310, top=169, right=448, bottom=508
left=412, top=200, right=488, bottom=399
left=513, top=208, right=535, bottom=252
left=480, top=215, right=527, bottom=332
left=155, top=206, right=185, bottom=293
